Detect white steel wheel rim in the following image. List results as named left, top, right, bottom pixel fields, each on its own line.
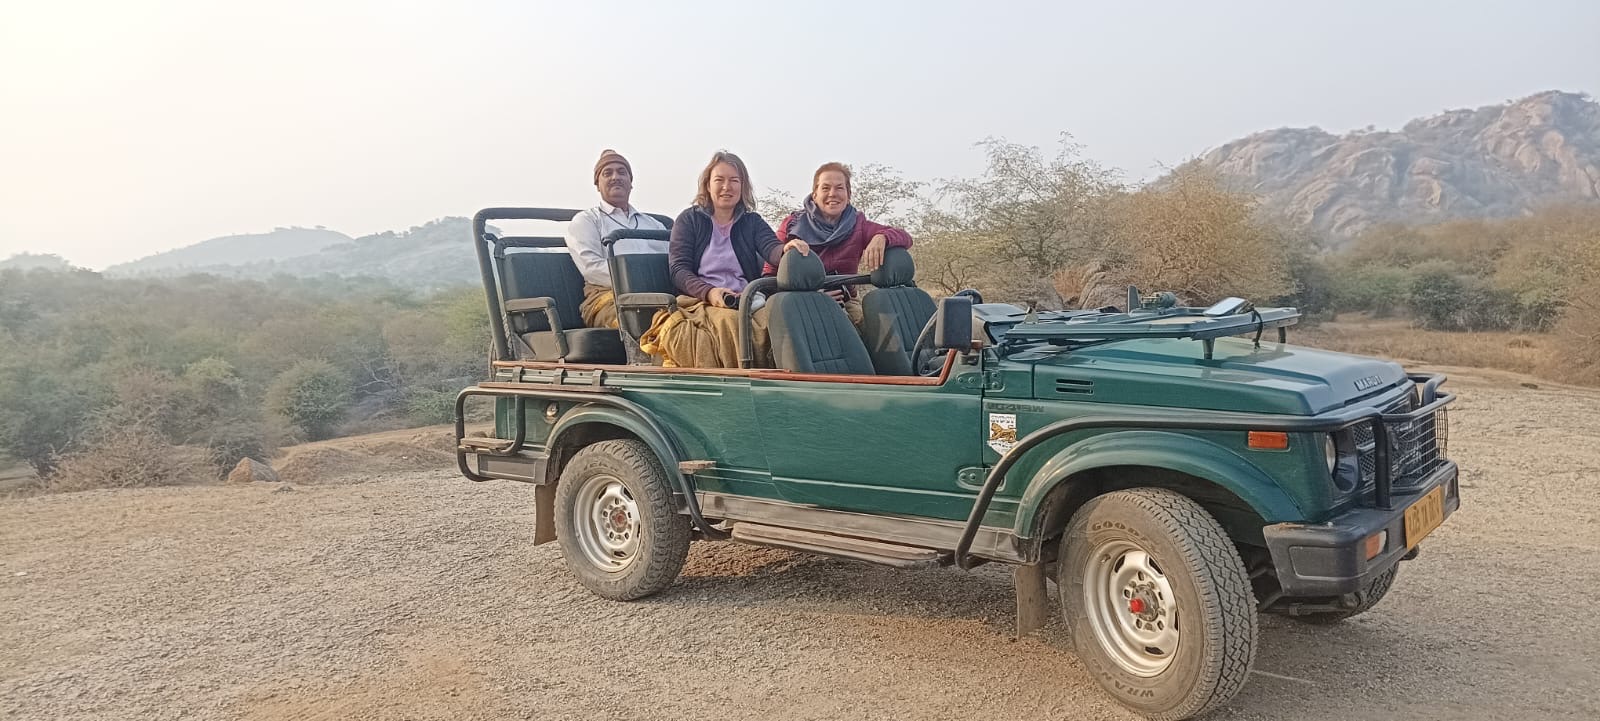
left=571, top=473, right=641, bottom=571
left=1083, top=539, right=1181, bottom=677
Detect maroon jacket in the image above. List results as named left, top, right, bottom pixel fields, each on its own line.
left=767, top=212, right=913, bottom=277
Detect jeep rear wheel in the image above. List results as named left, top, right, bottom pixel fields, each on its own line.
left=1061, top=488, right=1257, bottom=721
left=554, top=439, right=690, bottom=600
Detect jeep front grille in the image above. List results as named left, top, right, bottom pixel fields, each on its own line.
left=1354, top=387, right=1449, bottom=495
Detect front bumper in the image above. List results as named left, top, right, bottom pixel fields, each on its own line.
left=1263, top=461, right=1460, bottom=597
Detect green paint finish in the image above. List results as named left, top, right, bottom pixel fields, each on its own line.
left=751, top=376, right=983, bottom=519
left=1027, top=337, right=1408, bottom=414
left=1005, top=429, right=1303, bottom=530
left=485, top=332, right=1444, bottom=550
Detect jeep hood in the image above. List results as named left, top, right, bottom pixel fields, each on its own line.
left=1023, top=337, right=1408, bottom=415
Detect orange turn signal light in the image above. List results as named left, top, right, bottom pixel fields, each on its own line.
left=1246, top=431, right=1290, bottom=450
left=1364, top=531, right=1388, bottom=560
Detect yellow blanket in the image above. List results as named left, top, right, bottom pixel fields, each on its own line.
left=640, top=296, right=770, bottom=369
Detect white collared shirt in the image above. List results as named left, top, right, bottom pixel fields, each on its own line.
left=564, top=201, right=669, bottom=287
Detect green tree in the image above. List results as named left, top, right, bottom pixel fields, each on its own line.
left=266, top=359, right=349, bottom=441
left=1408, top=267, right=1467, bottom=330
left=0, top=362, right=95, bottom=475
left=1332, top=265, right=1413, bottom=316
left=178, top=358, right=277, bottom=469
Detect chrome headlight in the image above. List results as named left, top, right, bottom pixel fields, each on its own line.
left=1324, top=434, right=1339, bottom=475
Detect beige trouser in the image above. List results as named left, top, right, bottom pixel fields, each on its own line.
left=842, top=295, right=863, bottom=328
left=579, top=284, right=618, bottom=329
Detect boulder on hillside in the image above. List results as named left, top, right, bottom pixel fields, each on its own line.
left=227, top=458, right=281, bottom=484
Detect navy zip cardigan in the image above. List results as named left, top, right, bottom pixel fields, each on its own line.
left=668, top=204, right=785, bottom=303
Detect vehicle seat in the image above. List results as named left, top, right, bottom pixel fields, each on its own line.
left=500, top=251, right=625, bottom=364
left=611, top=252, right=675, bottom=346
left=859, top=248, right=937, bottom=376
left=765, top=249, right=875, bottom=375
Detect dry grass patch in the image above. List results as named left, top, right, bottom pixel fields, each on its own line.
left=39, top=423, right=215, bottom=494
left=1295, top=315, right=1556, bottom=379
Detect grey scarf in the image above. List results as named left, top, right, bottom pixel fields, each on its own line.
left=786, top=197, right=858, bottom=248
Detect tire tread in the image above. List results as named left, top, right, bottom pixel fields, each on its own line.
left=554, top=438, right=690, bottom=601
left=1065, top=488, right=1257, bottom=721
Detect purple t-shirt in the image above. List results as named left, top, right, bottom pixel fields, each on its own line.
left=698, top=221, right=746, bottom=293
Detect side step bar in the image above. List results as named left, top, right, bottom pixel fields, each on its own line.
left=730, top=522, right=949, bottom=570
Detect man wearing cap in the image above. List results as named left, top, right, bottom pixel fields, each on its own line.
left=564, top=149, right=670, bottom=329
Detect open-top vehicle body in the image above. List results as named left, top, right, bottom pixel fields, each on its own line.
left=455, top=208, right=1460, bottom=720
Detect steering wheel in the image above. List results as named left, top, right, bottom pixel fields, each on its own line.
left=909, top=316, right=944, bottom=377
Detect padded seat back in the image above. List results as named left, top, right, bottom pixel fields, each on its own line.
left=612, top=253, right=673, bottom=297
left=859, top=248, right=937, bottom=376
left=500, top=250, right=623, bottom=363
left=501, top=251, right=585, bottom=334
left=765, top=250, right=875, bottom=375
left=611, top=252, right=674, bottom=342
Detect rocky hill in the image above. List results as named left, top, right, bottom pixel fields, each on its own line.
left=1188, top=91, right=1600, bottom=242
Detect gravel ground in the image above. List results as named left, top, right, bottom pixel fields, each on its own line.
left=2, top=369, right=1597, bottom=721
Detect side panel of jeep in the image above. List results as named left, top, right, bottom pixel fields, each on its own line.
left=749, top=375, right=984, bottom=519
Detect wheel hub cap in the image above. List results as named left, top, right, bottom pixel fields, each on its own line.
left=1084, top=541, right=1180, bottom=677
left=571, top=475, right=640, bottom=572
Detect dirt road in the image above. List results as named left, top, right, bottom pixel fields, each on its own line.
left=2, top=369, right=1597, bottom=721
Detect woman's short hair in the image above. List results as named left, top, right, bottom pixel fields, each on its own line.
left=694, top=151, right=757, bottom=211
left=812, top=162, right=852, bottom=193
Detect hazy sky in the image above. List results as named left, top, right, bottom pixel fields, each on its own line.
left=2, top=0, right=1596, bottom=269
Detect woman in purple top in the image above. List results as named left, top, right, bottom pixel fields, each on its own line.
left=668, top=151, right=808, bottom=307
left=646, top=151, right=809, bottom=368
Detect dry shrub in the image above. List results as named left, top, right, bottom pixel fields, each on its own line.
left=1113, top=168, right=1292, bottom=304
left=1052, top=261, right=1125, bottom=310
left=1539, top=239, right=1600, bottom=385
left=1294, top=316, right=1551, bottom=376
left=41, top=420, right=214, bottom=494
left=1543, top=296, right=1600, bottom=386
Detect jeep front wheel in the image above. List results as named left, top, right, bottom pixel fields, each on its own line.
left=554, top=439, right=690, bottom=601
left=1061, top=488, right=1257, bottom=721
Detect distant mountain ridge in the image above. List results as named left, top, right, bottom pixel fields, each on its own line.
left=1186, top=90, right=1600, bottom=241
left=108, top=227, right=353, bottom=275
left=0, top=253, right=75, bottom=272
left=102, top=218, right=488, bottom=290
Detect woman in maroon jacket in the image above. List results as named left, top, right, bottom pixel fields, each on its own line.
left=771, top=162, right=914, bottom=326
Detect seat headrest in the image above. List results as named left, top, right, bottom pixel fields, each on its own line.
left=869, top=247, right=916, bottom=287
left=776, top=248, right=826, bottom=291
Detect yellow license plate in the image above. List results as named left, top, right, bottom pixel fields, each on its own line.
left=1403, top=485, right=1446, bottom=549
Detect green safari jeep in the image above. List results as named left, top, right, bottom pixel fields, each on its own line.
left=455, top=208, right=1459, bottom=720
